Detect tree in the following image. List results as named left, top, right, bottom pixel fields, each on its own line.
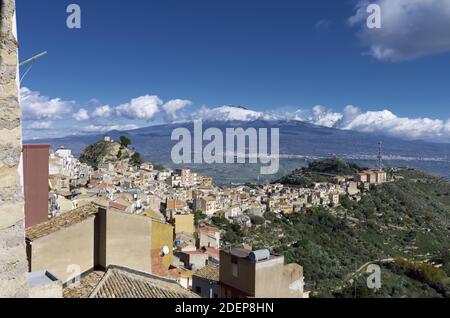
left=130, top=152, right=142, bottom=166
left=250, top=215, right=265, bottom=225
left=194, top=211, right=207, bottom=226
left=119, top=136, right=131, bottom=148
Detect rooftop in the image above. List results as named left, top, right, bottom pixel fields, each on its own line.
left=197, top=225, right=220, bottom=233
left=89, top=266, right=199, bottom=298
left=26, top=203, right=101, bottom=241
left=109, top=201, right=129, bottom=211
left=222, top=247, right=251, bottom=258
left=64, top=271, right=104, bottom=298
left=193, top=264, right=219, bottom=281
left=204, top=247, right=220, bottom=259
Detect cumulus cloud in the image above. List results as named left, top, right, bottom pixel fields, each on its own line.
left=92, top=105, right=113, bottom=118
left=337, top=107, right=450, bottom=142
left=20, top=87, right=74, bottom=120
left=187, top=104, right=450, bottom=142
left=191, top=105, right=279, bottom=122
left=162, top=99, right=193, bottom=122
left=302, top=105, right=450, bottom=142
left=115, top=95, right=162, bottom=120
left=349, top=0, right=450, bottom=61
left=308, top=105, right=343, bottom=128
left=81, top=124, right=140, bottom=133
left=72, top=108, right=90, bottom=121
left=27, top=121, right=53, bottom=130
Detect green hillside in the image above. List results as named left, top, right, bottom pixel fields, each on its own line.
left=275, top=157, right=363, bottom=186
left=247, top=166, right=450, bottom=298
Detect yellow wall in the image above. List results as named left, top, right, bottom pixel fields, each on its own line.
left=151, top=220, right=174, bottom=269
left=104, top=210, right=152, bottom=273
left=173, top=214, right=194, bottom=235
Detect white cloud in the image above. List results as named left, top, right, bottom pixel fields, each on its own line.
left=191, top=105, right=279, bottom=122
left=349, top=0, right=450, bottom=61
left=27, top=121, right=52, bottom=130
left=115, top=95, right=162, bottom=120
left=162, top=99, right=192, bottom=122
left=337, top=107, right=450, bottom=142
left=308, top=105, right=343, bottom=128
left=300, top=105, right=450, bottom=142
left=81, top=124, right=140, bottom=133
left=92, top=105, right=113, bottom=118
left=20, top=87, right=74, bottom=120
left=190, top=104, right=450, bottom=142
left=72, top=108, right=90, bottom=121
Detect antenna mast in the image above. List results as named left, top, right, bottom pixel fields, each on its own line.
left=19, top=51, right=47, bottom=83
left=377, top=141, right=383, bottom=171
left=19, top=51, right=47, bottom=67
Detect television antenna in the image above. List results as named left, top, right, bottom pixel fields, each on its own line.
left=19, top=51, right=47, bottom=83
left=377, top=141, right=383, bottom=171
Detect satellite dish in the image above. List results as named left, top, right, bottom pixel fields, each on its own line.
left=161, top=246, right=170, bottom=256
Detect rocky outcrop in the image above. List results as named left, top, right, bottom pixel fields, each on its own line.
left=79, top=141, right=134, bottom=169
left=0, top=0, right=29, bottom=298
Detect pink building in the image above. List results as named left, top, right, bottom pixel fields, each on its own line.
left=23, top=144, right=50, bottom=228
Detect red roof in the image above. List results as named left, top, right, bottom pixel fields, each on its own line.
left=204, top=247, right=220, bottom=259
left=109, top=201, right=128, bottom=211
left=197, top=225, right=220, bottom=233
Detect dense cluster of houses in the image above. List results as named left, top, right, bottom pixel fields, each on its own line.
left=22, top=139, right=389, bottom=298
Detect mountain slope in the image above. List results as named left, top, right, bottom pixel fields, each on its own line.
left=27, top=119, right=450, bottom=184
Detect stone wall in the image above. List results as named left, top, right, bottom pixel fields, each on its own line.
left=0, top=0, right=29, bottom=298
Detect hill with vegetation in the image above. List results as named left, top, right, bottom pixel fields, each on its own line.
left=275, top=157, right=364, bottom=186
left=79, top=136, right=142, bottom=169
left=242, top=163, right=450, bottom=298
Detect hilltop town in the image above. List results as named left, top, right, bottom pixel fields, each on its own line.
left=22, top=135, right=445, bottom=299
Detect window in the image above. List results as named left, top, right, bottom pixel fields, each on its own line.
left=231, top=255, right=239, bottom=277
left=195, top=286, right=201, bottom=294
left=231, top=263, right=238, bottom=277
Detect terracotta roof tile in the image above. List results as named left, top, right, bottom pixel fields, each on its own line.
left=26, top=203, right=101, bottom=241
left=89, top=266, right=199, bottom=298
left=193, top=264, right=219, bottom=281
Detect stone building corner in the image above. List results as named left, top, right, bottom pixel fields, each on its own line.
left=0, top=0, right=29, bottom=298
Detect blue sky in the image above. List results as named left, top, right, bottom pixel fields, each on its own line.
left=16, top=0, right=450, bottom=141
